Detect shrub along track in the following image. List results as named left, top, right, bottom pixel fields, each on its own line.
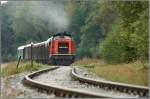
left=22, top=66, right=148, bottom=98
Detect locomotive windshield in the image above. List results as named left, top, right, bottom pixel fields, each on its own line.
left=54, top=35, right=71, bottom=39
left=53, top=31, right=72, bottom=38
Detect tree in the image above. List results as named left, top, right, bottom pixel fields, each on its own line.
left=100, top=1, right=148, bottom=63
left=79, top=1, right=116, bottom=58
left=1, top=3, right=16, bottom=61
left=66, top=1, right=93, bottom=46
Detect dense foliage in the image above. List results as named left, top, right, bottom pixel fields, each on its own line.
left=1, top=1, right=148, bottom=63
left=100, top=1, right=149, bottom=63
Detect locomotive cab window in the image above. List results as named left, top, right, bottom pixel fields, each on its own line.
left=58, top=42, right=69, bottom=54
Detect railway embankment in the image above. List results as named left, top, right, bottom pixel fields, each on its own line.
left=1, top=61, right=52, bottom=98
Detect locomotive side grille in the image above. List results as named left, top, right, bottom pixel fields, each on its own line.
left=58, top=42, right=68, bottom=54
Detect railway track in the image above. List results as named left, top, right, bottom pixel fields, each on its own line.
left=22, top=66, right=149, bottom=98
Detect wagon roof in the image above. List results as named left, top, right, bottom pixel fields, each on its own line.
left=34, top=41, right=45, bottom=46
left=18, top=46, right=25, bottom=50
left=18, top=43, right=32, bottom=49
left=17, top=36, right=54, bottom=50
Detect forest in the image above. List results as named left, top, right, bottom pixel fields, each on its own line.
left=1, top=0, right=149, bottom=64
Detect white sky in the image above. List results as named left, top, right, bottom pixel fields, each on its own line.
left=1, top=1, right=8, bottom=5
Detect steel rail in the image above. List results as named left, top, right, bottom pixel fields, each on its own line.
left=71, top=67, right=149, bottom=97
left=22, top=66, right=133, bottom=98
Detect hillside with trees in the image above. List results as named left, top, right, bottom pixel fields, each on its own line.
left=1, top=0, right=148, bottom=64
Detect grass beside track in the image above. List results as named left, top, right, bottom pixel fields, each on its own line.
left=1, top=61, right=49, bottom=77
left=72, top=58, right=148, bottom=86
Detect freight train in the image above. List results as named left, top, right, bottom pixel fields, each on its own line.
left=17, top=32, right=76, bottom=65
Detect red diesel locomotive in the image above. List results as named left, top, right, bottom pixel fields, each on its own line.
left=17, top=32, right=76, bottom=65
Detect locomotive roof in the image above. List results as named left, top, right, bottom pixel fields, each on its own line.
left=53, top=32, right=72, bottom=37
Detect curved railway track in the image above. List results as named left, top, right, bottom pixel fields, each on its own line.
left=22, top=66, right=149, bottom=98
left=71, top=67, right=149, bottom=97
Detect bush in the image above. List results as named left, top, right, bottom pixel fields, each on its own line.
left=1, top=61, right=48, bottom=77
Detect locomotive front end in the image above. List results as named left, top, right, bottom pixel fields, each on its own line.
left=49, top=32, right=76, bottom=65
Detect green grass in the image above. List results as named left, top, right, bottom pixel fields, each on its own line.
left=1, top=61, right=49, bottom=77
left=72, top=58, right=148, bottom=86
